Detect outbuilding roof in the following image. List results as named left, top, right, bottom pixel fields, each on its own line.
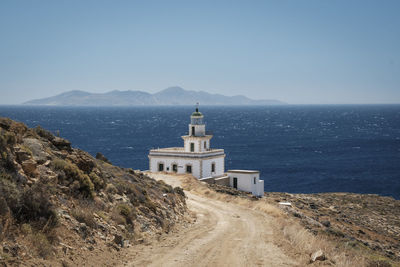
left=227, top=170, right=260, bottom=174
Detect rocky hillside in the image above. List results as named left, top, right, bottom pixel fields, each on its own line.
left=0, top=117, right=187, bottom=266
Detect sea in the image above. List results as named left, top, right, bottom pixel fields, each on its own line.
left=1, top=105, right=399, bottom=199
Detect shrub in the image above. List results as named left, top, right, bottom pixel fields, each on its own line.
left=174, top=187, right=185, bottom=197
left=89, top=172, right=104, bottom=190
left=52, top=159, right=94, bottom=197
left=17, top=182, right=58, bottom=229
left=31, top=232, right=52, bottom=258
left=105, top=183, right=117, bottom=194
left=116, top=204, right=135, bottom=225
left=71, top=208, right=96, bottom=228
left=34, top=126, right=54, bottom=141
left=0, top=174, right=20, bottom=214
left=157, top=180, right=174, bottom=193
left=21, top=223, right=32, bottom=235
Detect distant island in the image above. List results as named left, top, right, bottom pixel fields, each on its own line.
left=23, top=86, right=286, bottom=106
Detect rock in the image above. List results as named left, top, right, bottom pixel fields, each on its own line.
left=117, top=224, right=126, bottom=231
left=122, top=240, right=130, bottom=248
left=310, top=249, right=326, bottom=262
left=21, top=159, right=37, bottom=177
left=309, top=203, right=317, bottom=209
left=16, top=170, right=28, bottom=184
left=15, top=148, right=31, bottom=162
left=52, top=137, right=71, bottom=150
left=96, top=152, right=111, bottom=164
left=68, top=151, right=95, bottom=173
left=114, top=234, right=123, bottom=246
left=322, top=220, right=331, bottom=227
left=23, top=138, right=50, bottom=164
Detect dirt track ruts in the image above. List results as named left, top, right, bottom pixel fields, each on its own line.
left=127, top=174, right=298, bottom=267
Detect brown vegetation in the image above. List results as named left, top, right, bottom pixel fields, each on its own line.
left=0, top=117, right=187, bottom=266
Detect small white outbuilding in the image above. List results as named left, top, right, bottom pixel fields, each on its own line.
left=227, top=170, right=264, bottom=197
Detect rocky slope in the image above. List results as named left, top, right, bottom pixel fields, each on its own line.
left=266, top=192, right=400, bottom=263
left=0, top=117, right=187, bottom=266
left=206, top=183, right=400, bottom=266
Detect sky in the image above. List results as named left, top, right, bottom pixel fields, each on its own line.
left=0, top=0, right=399, bottom=104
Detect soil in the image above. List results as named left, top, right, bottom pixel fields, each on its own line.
left=123, top=173, right=299, bottom=267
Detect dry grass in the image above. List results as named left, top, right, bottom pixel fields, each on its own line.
left=281, top=222, right=367, bottom=266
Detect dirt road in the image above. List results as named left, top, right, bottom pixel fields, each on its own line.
left=127, top=173, right=298, bottom=267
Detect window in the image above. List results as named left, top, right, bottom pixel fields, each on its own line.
left=192, top=126, right=195, bottom=136
left=190, top=142, right=195, bottom=152
left=172, top=164, right=178, bottom=172
left=204, top=141, right=207, bottom=149
left=186, top=165, right=192, bottom=173
left=158, top=163, right=164, bottom=172
left=211, top=163, right=215, bottom=173
left=254, top=177, right=256, bottom=184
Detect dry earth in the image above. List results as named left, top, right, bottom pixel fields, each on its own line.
left=124, top=173, right=299, bottom=267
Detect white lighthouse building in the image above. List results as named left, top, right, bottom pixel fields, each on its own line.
left=148, top=107, right=225, bottom=179
left=148, top=106, right=265, bottom=197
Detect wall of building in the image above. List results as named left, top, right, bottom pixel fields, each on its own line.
left=149, top=155, right=224, bottom=179
left=201, top=156, right=225, bottom=178
left=149, top=157, right=200, bottom=178
left=227, top=171, right=264, bottom=197
left=183, top=136, right=211, bottom=152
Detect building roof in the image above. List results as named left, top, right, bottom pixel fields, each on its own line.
left=191, top=106, right=203, bottom=117
left=191, top=111, right=203, bottom=117
left=227, top=170, right=260, bottom=174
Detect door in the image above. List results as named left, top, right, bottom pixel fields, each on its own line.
left=172, top=164, right=177, bottom=172
left=158, top=163, right=164, bottom=172
left=233, top=177, right=238, bottom=189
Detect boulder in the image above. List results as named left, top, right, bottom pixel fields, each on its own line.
left=310, top=249, right=326, bottom=262
left=14, top=148, right=31, bottom=162
left=68, top=151, right=95, bottom=173
left=23, top=138, right=50, bottom=164
left=52, top=137, right=71, bottom=150
left=21, top=159, right=37, bottom=177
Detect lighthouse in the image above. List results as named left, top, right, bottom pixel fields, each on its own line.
left=148, top=106, right=225, bottom=179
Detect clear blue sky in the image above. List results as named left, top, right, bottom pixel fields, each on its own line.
left=0, top=0, right=399, bottom=104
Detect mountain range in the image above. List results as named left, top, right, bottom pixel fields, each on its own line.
left=23, top=87, right=285, bottom=106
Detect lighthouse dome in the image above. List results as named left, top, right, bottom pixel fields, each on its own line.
left=191, top=110, right=203, bottom=117
left=191, top=107, right=204, bottom=125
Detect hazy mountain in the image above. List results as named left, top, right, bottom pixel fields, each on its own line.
left=24, top=87, right=286, bottom=106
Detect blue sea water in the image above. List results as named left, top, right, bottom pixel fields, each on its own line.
left=1, top=105, right=399, bottom=199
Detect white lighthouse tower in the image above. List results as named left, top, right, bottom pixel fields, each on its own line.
left=148, top=105, right=225, bottom=179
